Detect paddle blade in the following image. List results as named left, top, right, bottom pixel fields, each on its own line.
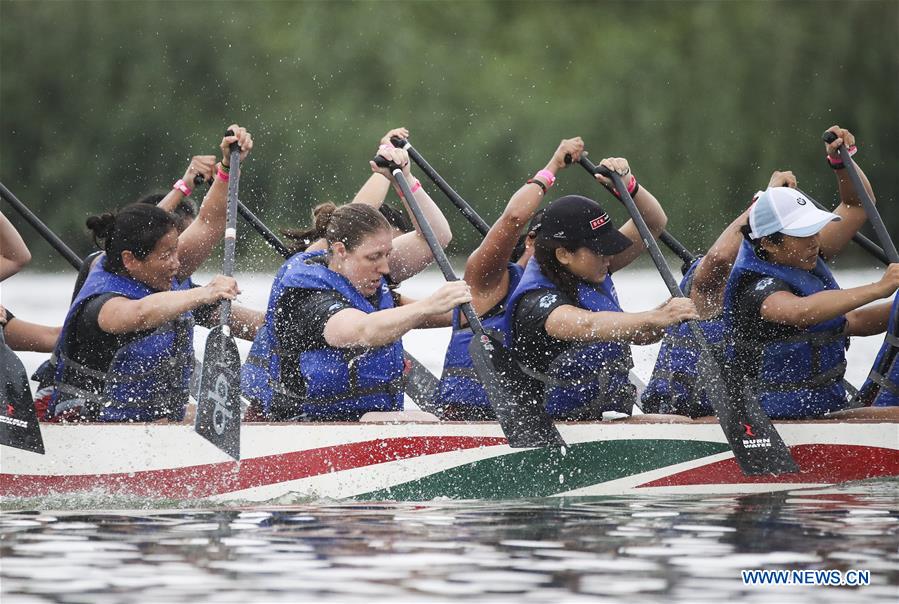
left=402, top=352, right=442, bottom=417
left=468, top=333, right=565, bottom=448
left=0, top=339, right=44, bottom=454
left=195, top=326, right=241, bottom=460
left=694, top=344, right=799, bottom=475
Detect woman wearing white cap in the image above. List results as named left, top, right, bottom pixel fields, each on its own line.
left=721, top=126, right=899, bottom=419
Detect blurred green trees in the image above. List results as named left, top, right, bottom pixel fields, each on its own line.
left=2, top=0, right=896, bottom=269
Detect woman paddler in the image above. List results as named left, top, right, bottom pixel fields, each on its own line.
left=722, top=126, right=899, bottom=418
left=49, top=125, right=255, bottom=422
left=641, top=170, right=794, bottom=416
left=242, top=145, right=471, bottom=421
left=856, top=290, right=899, bottom=407
left=504, top=159, right=700, bottom=420
left=434, top=137, right=585, bottom=420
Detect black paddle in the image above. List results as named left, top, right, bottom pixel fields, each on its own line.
left=194, top=132, right=242, bottom=460
left=401, top=352, right=442, bottom=414
left=822, top=131, right=899, bottom=263
left=578, top=155, right=798, bottom=475
left=390, top=137, right=491, bottom=236
left=0, top=328, right=45, bottom=454
left=794, top=185, right=890, bottom=266
left=0, top=181, right=83, bottom=270
left=375, top=155, right=564, bottom=448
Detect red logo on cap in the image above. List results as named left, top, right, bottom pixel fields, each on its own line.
left=590, top=214, right=610, bottom=230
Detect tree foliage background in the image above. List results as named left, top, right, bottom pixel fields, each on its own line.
left=2, top=0, right=897, bottom=270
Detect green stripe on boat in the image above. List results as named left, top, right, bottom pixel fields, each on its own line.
left=355, top=439, right=731, bottom=500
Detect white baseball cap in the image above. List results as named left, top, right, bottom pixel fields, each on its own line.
left=748, top=187, right=841, bottom=239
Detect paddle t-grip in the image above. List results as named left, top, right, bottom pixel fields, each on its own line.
left=372, top=154, right=403, bottom=172
left=578, top=155, right=613, bottom=178
left=822, top=130, right=838, bottom=144
left=390, top=136, right=408, bottom=149
left=564, top=153, right=572, bottom=165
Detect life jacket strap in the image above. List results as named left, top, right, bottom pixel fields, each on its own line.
left=516, top=356, right=633, bottom=388
left=662, top=333, right=725, bottom=349
left=440, top=367, right=479, bottom=379
left=866, top=368, right=899, bottom=396
left=648, top=368, right=700, bottom=387
left=271, top=375, right=405, bottom=415
left=761, top=360, right=847, bottom=392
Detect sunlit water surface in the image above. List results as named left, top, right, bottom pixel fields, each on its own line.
left=2, top=269, right=897, bottom=603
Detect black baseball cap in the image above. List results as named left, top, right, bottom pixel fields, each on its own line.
left=536, top=195, right=633, bottom=255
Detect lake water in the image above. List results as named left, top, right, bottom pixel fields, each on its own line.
left=1, top=268, right=897, bottom=603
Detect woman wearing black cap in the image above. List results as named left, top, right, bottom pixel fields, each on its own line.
left=435, top=137, right=585, bottom=420
left=503, top=158, right=699, bottom=420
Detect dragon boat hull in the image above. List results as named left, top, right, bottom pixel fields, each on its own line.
left=2, top=420, right=897, bottom=502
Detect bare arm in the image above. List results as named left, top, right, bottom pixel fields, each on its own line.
left=0, top=212, right=31, bottom=281
left=593, top=158, right=668, bottom=274
left=176, top=126, right=253, bottom=279
left=368, top=146, right=453, bottom=283
left=230, top=304, right=265, bottom=340
left=3, top=318, right=60, bottom=353
left=97, top=275, right=239, bottom=335
left=351, top=173, right=392, bottom=206
left=845, top=301, right=893, bottom=337
left=544, top=298, right=698, bottom=345
left=157, top=155, right=217, bottom=214
left=690, top=206, right=753, bottom=319
left=352, top=128, right=410, bottom=207
left=760, top=264, right=899, bottom=329
left=397, top=295, right=454, bottom=328
left=388, top=184, right=453, bottom=282
left=323, top=281, right=471, bottom=347
left=465, top=137, right=584, bottom=315
left=818, top=125, right=876, bottom=260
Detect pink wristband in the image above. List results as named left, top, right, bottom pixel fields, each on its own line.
left=216, top=166, right=230, bottom=182
left=397, top=178, right=420, bottom=199
left=172, top=179, right=192, bottom=197
left=535, top=169, right=556, bottom=188
left=626, top=174, right=637, bottom=194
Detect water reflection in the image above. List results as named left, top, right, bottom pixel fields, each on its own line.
left=2, top=480, right=897, bottom=602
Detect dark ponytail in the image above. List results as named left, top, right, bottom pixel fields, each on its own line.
left=740, top=222, right=784, bottom=262
left=283, top=202, right=390, bottom=255
left=533, top=237, right=582, bottom=303
left=86, top=203, right=178, bottom=274
left=282, top=202, right=338, bottom=254
left=378, top=203, right=413, bottom=234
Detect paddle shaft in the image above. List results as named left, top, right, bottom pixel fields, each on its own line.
left=0, top=181, right=83, bottom=270
left=824, top=131, right=898, bottom=262
left=794, top=186, right=890, bottom=266
left=660, top=231, right=696, bottom=265
left=391, top=137, right=491, bottom=236
left=219, top=141, right=241, bottom=326
left=578, top=155, right=797, bottom=474
left=382, top=157, right=563, bottom=446
left=388, top=165, right=486, bottom=335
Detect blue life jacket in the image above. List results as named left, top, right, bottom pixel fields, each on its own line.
left=241, top=250, right=404, bottom=420
left=51, top=256, right=194, bottom=421
left=239, top=254, right=296, bottom=412
left=503, top=258, right=635, bottom=419
left=722, top=240, right=848, bottom=419
left=434, top=263, right=524, bottom=412
left=641, top=257, right=725, bottom=417
left=858, top=292, right=899, bottom=407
